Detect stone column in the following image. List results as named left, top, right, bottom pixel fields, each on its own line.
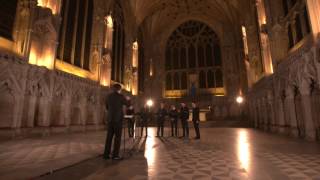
left=284, top=87, right=298, bottom=137
left=299, top=82, right=316, bottom=140
left=275, top=95, right=285, bottom=133
left=267, top=92, right=275, bottom=132
left=27, top=95, right=37, bottom=127
left=253, top=102, right=259, bottom=128
left=12, top=95, right=25, bottom=128
left=79, top=96, right=87, bottom=126
left=63, top=96, right=72, bottom=126
left=257, top=100, right=262, bottom=129
left=37, top=97, right=52, bottom=127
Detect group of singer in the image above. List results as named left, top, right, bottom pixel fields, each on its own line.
left=126, top=102, right=201, bottom=140
left=103, top=83, right=201, bottom=160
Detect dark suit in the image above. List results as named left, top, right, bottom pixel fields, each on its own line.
left=104, top=91, right=128, bottom=158
left=169, top=109, right=178, bottom=136
left=180, top=106, right=189, bottom=137
left=157, top=108, right=167, bottom=137
left=126, top=108, right=135, bottom=137
left=140, top=107, right=151, bottom=136
left=192, top=107, right=200, bottom=138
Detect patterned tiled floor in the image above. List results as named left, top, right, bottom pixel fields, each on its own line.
left=38, top=128, right=320, bottom=180
left=261, top=152, right=320, bottom=179
left=0, top=131, right=136, bottom=179
left=2, top=128, right=320, bottom=180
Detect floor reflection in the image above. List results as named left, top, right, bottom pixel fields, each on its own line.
left=237, top=130, right=251, bottom=172
left=144, top=128, right=157, bottom=177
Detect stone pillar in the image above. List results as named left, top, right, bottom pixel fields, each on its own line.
left=257, top=100, right=262, bottom=129
left=12, top=95, right=25, bottom=128
left=275, top=95, right=285, bottom=133
left=79, top=96, right=87, bottom=126
left=253, top=102, right=259, bottom=128
left=27, top=95, right=37, bottom=127
left=37, top=98, right=52, bottom=127
left=267, top=92, right=275, bottom=132
left=299, top=82, right=316, bottom=140
left=285, top=87, right=298, bottom=137
left=63, top=96, right=72, bottom=126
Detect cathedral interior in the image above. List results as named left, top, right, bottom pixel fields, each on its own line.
left=1, top=0, right=320, bottom=179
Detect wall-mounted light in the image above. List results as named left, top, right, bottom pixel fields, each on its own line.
left=236, top=96, right=244, bottom=104
left=146, top=99, right=153, bottom=107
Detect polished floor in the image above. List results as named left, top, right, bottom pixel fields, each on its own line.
left=38, top=128, right=320, bottom=180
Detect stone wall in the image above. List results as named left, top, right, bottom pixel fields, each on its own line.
left=0, top=49, right=110, bottom=138
left=247, top=36, right=320, bottom=141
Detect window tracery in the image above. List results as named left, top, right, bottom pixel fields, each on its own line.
left=165, top=20, right=223, bottom=93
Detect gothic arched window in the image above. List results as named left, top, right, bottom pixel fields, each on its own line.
left=206, top=44, right=213, bottom=66
left=165, top=48, right=171, bottom=70
left=180, top=47, right=187, bottom=69
left=214, top=43, right=221, bottom=66
left=295, top=15, right=303, bottom=42
left=165, top=20, right=223, bottom=95
left=166, top=74, right=172, bottom=90
left=207, top=70, right=215, bottom=88
left=199, top=71, right=206, bottom=88
left=181, top=72, right=187, bottom=89
left=215, top=69, right=224, bottom=88
left=173, top=47, right=180, bottom=69
left=0, top=0, right=17, bottom=40
left=188, top=44, right=196, bottom=68
left=173, top=73, right=180, bottom=90
left=57, top=0, right=93, bottom=70
left=198, top=45, right=205, bottom=67
left=111, top=3, right=125, bottom=83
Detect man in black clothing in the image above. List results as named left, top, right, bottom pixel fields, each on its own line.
left=140, top=104, right=151, bottom=137
left=169, top=105, right=178, bottom=137
left=104, top=84, right=129, bottom=160
left=156, top=103, right=167, bottom=137
left=192, top=102, right=200, bottom=139
left=125, top=105, right=135, bottom=137
left=180, top=103, right=189, bottom=138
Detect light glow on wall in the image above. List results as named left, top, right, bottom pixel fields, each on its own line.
left=29, top=45, right=54, bottom=69
left=105, top=15, right=113, bottom=28
left=38, top=0, right=60, bottom=14
left=149, top=59, right=153, bottom=76
left=241, top=26, right=249, bottom=56
left=132, top=41, right=138, bottom=68
left=104, top=15, right=113, bottom=49
left=29, top=46, right=38, bottom=65
left=55, top=59, right=97, bottom=80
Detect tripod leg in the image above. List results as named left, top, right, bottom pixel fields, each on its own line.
left=123, top=120, right=126, bottom=156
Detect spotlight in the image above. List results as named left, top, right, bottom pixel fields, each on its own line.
left=146, top=99, right=153, bottom=107
left=236, top=96, right=244, bottom=104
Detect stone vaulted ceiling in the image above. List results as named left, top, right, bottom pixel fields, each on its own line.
left=125, top=0, right=251, bottom=45
left=129, top=0, right=248, bottom=26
